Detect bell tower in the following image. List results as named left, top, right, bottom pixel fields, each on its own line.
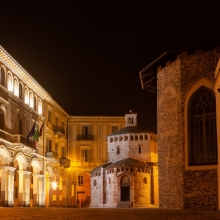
left=125, top=110, right=137, bottom=127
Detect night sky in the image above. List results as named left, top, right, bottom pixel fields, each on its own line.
left=1, top=1, right=220, bottom=133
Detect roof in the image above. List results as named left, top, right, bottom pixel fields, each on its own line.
left=108, top=126, right=149, bottom=137
left=106, top=158, right=157, bottom=169
left=90, top=162, right=112, bottom=173
left=90, top=158, right=157, bottom=173
left=139, top=38, right=220, bottom=93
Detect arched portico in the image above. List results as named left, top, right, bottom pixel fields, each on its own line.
left=30, top=157, right=44, bottom=207
left=0, top=145, right=15, bottom=207
left=14, top=151, right=30, bottom=207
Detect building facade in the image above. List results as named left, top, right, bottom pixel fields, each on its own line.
left=66, top=116, right=124, bottom=207
left=90, top=111, right=158, bottom=208
left=0, top=45, right=125, bottom=207
left=140, top=41, right=220, bottom=210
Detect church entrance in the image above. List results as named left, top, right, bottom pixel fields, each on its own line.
left=120, top=176, right=130, bottom=201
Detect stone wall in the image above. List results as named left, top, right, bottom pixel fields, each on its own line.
left=157, top=48, right=219, bottom=210
left=105, top=169, right=118, bottom=207
left=108, top=133, right=157, bottom=163
left=183, top=169, right=218, bottom=210
left=90, top=169, right=104, bottom=207
left=133, top=172, right=151, bottom=207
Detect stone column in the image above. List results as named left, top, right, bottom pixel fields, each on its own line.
left=32, top=174, right=44, bottom=207
left=17, top=171, right=32, bottom=207
left=38, top=175, right=44, bottom=207
left=0, top=166, right=16, bottom=207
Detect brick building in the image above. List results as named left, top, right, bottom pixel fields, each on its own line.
left=140, top=40, right=220, bottom=210
left=90, top=111, right=158, bottom=208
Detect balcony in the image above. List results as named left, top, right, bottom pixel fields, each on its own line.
left=52, top=125, right=65, bottom=138
left=60, top=158, right=71, bottom=168
left=45, top=151, right=59, bottom=163
left=77, top=135, right=94, bottom=140
left=0, top=129, right=37, bottom=153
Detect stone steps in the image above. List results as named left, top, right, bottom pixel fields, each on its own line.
left=116, top=201, right=130, bottom=208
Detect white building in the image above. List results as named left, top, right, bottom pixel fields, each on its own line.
left=90, top=111, right=158, bottom=208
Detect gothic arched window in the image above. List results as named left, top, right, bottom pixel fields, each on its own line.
left=188, top=86, right=217, bottom=165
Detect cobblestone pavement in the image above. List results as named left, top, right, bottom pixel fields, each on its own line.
left=0, top=207, right=220, bottom=220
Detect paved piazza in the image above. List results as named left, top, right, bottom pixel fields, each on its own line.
left=0, top=208, right=220, bottom=220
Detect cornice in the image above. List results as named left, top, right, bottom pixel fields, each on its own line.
left=0, top=46, right=49, bottom=100
left=69, top=116, right=125, bottom=122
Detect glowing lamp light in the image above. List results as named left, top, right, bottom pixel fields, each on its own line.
left=52, top=181, right=57, bottom=190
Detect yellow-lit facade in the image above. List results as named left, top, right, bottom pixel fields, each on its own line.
left=66, top=116, right=125, bottom=207
left=0, top=45, right=125, bottom=207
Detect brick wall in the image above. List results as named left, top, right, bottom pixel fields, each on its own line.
left=157, top=48, right=218, bottom=210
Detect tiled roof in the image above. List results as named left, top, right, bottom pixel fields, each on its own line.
left=90, top=158, right=157, bottom=173
left=108, top=126, right=149, bottom=137
left=106, top=158, right=157, bottom=169
left=90, top=162, right=112, bottom=173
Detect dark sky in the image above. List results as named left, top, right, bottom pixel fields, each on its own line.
left=1, top=1, right=220, bottom=133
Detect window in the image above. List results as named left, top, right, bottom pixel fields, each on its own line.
left=55, top=117, right=58, bottom=125
left=109, top=178, right=111, bottom=184
left=82, top=150, right=89, bottom=162
left=0, top=108, right=4, bottom=130
left=117, top=146, right=120, bottom=155
left=7, top=73, right=12, bottom=91
left=34, top=96, right=37, bottom=111
left=62, top=147, right=65, bottom=158
left=94, top=179, right=96, bottom=186
left=82, top=126, right=91, bottom=136
left=143, top=177, right=147, bottom=184
left=62, top=122, right=64, bottom=129
left=78, top=175, right=84, bottom=186
left=14, top=79, right=18, bottom=96
left=46, top=138, right=52, bottom=152
left=188, top=86, right=217, bottom=165
left=0, top=68, right=5, bottom=87
left=145, top=135, right=148, bottom=140
left=111, top=126, right=118, bottom=133
left=48, top=110, right=51, bottom=123
left=138, top=145, right=142, bottom=154
left=38, top=99, right=42, bottom=115
left=18, top=119, right=23, bottom=135
left=29, top=91, right=33, bottom=108
left=19, top=83, right=22, bottom=100
left=55, top=143, right=58, bottom=152
left=24, top=87, right=29, bottom=104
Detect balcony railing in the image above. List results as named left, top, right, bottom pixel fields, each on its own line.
left=45, top=151, right=59, bottom=163
left=52, top=125, right=65, bottom=137
left=60, top=158, right=71, bottom=168
left=0, top=129, right=36, bottom=151
left=77, top=135, right=94, bottom=140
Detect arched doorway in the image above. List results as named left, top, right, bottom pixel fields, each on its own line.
left=121, top=175, right=130, bottom=201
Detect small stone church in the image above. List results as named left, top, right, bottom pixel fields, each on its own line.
left=90, top=111, right=158, bottom=208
